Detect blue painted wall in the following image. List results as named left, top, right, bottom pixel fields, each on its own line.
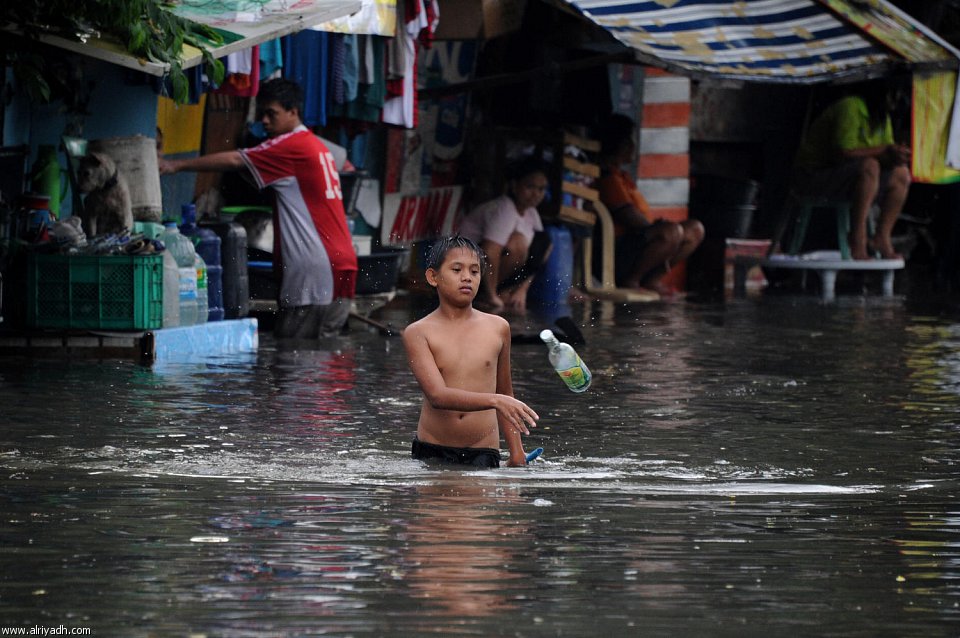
left=4, top=56, right=161, bottom=218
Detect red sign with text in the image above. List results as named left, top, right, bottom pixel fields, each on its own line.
left=381, top=186, right=462, bottom=246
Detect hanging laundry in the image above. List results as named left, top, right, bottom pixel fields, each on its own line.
left=359, top=35, right=377, bottom=85
left=382, top=0, right=438, bottom=129
left=331, top=34, right=347, bottom=105
left=342, top=34, right=360, bottom=103
left=283, top=30, right=330, bottom=127
left=260, top=38, right=284, bottom=79
left=329, top=35, right=386, bottom=124
left=215, top=46, right=261, bottom=97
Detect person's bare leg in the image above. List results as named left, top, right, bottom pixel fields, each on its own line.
left=673, top=219, right=705, bottom=263
left=871, top=164, right=910, bottom=259
left=478, top=239, right=506, bottom=312
left=624, top=223, right=682, bottom=289
left=850, top=157, right=881, bottom=260
left=500, top=232, right=529, bottom=279
left=497, top=232, right=530, bottom=308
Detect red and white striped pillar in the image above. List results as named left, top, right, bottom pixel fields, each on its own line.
left=636, top=68, right=692, bottom=290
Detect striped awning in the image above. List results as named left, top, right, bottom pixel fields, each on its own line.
left=561, top=0, right=959, bottom=83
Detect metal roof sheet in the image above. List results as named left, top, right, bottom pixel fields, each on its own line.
left=31, top=0, right=362, bottom=77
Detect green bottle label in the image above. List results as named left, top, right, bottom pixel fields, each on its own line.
left=558, top=355, right=587, bottom=389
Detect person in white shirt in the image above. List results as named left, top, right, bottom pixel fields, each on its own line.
left=458, top=157, right=553, bottom=313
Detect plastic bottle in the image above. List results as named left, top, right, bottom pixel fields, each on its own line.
left=161, top=249, right=180, bottom=328
left=194, top=252, right=208, bottom=324
left=181, top=204, right=224, bottom=321
left=540, top=329, right=592, bottom=393
left=30, top=144, right=65, bottom=218
left=161, top=222, right=199, bottom=326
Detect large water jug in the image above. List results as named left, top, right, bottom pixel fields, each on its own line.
left=203, top=221, right=248, bottom=319
left=181, top=204, right=223, bottom=321
left=161, top=250, right=180, bottom=328
left=161, top=222, right=199, bottom=326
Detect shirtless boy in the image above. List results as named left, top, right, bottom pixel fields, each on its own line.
left=403, top=236, right=539, bottom=468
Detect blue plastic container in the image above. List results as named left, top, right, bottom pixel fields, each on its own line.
left=528, top=225, right=574, bottom=304
left=204, top=263, right=224, bottom=321
left=202, top=222, right=249, bottom=319
left=181, top=204, right=224, bottom=321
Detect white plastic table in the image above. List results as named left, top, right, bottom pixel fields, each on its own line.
left=759, top=251, right=905, bottom=302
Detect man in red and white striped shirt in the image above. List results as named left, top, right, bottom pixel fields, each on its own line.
left=160, top=79, right=358, bottom=338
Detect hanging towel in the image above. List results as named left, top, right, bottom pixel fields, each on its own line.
left=329, top=36, right=386, bottom=124
left=283, top=31, right=330, bottom=127
left=331, top=34, right=346, bottom=105
left=343, top=34, right=360, bottom=103
left=260, top=38, right=284, bottom=78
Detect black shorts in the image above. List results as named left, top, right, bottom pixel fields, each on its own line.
left=411, top=437, right=501, bottom=468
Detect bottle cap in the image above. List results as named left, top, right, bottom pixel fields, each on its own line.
left=181, top=203, right=197, bottom=227
left=539, top=329, right=555, bottom=343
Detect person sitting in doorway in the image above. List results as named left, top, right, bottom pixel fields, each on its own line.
left=458, top=156, right=553, bottom=313
left=595, top=114, right=704, bottom=297
left=792, top=79, right=911, bottom=260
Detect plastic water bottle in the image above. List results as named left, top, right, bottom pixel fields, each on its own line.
left=181, top=204, right=224, bottom=321
left=540, top=329, right=592, bottom=393
left=194, top=252, right=208, bottom=324
left=161, top=222, right=199, bottom=326
left=161, top=249, right=180, bottom=328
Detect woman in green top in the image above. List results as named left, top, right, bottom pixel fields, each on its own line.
left=793, top=81, right=911, bottom=260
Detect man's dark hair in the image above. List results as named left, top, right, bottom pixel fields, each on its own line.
left=257, top=78, right=304, bottom=115
left=598, top=113, right=636, bottom=156
left=426, top=235, right=486, bottom=271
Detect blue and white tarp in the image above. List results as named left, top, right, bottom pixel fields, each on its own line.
left=562, top=0, right=958, bottom=83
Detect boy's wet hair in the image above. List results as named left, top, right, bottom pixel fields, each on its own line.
left=426, top=235, right=486, bottom=271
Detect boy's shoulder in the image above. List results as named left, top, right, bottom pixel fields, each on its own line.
left=408, top=307, right=509, bottom=331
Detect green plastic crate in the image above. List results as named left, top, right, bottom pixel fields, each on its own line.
left=27, top=253, right=164, bottom=330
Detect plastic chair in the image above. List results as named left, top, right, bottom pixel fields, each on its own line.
left=786, top=196, right=853, bottom=260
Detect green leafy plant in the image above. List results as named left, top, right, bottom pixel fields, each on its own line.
left=1, top=0, right=226, bottom=104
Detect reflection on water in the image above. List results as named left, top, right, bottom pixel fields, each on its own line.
left=403, top=481, right=525, bottom=620
left=1, top=295, right=960, bottom=636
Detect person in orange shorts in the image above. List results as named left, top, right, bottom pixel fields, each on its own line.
left=595, top=114, right=704, bottom=297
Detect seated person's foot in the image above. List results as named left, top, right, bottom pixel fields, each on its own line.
left=848, top=232, right=872, bottom=260
left=645, top=281, right=684, bottom=299
left=867, top=238, right=903, bottom=260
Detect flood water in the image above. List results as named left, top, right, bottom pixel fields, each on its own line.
left=2, top=290, right=960, bottom=637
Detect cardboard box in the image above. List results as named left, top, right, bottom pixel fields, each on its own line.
left=434, top=0, right=527, bottom=40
